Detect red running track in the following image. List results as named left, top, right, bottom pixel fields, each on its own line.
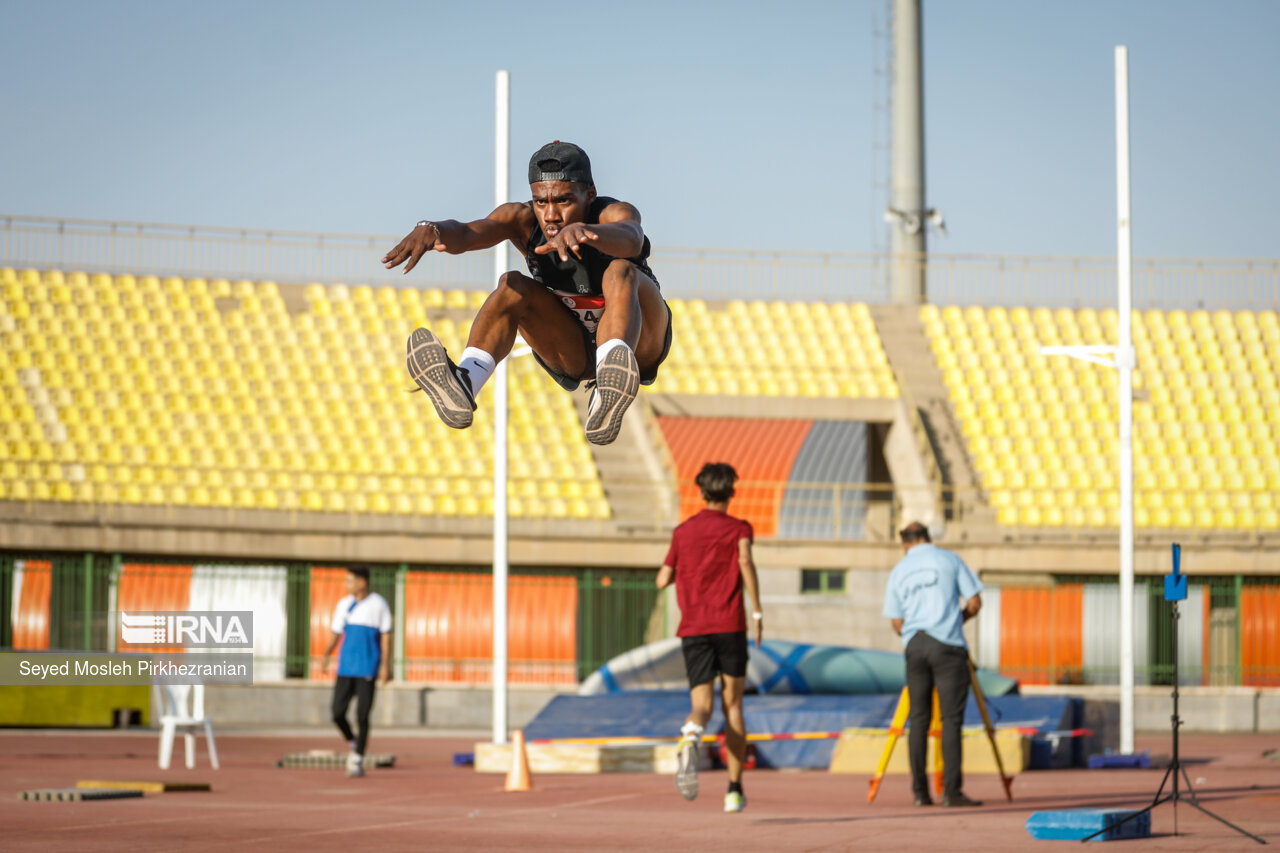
left=1, top=730, right=1277, bottom=852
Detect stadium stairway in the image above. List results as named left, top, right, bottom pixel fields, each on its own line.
left=572, top=392, right=678, bottom=535
left=870, top=304, right=998, bottom=534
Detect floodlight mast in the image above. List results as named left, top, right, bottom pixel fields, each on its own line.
left=889, top=0, right=926, bottom=305
left=1039, top=46, right=1136, bottom=755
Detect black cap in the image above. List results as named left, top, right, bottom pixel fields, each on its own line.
left=528, top=141, right=593, bottom=185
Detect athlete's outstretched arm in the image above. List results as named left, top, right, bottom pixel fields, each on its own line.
left=533, top=201, right=645, bottom=262
left=382, top=202, right=530, bottom=274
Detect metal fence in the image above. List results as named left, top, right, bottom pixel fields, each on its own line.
left=5, top=553, right=1278, bottom=688
left=0, top=553, right=662, bottom=684
left=3, top=214, right=1277, bottom=308
left=975, top=574, right=1280, bottom=687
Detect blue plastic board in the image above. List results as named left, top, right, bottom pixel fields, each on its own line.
left=1087, top=751, right=1151, bottom=769
left=1026, top=808, right=1151, bottom=841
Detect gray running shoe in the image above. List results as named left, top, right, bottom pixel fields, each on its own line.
left=674, top=735, right=699, bottom=801
left=406, top=328, right=476, bottom=429
left=346, top=752, right=365, bottom=778
left=584, top=345, right=639, bottom=446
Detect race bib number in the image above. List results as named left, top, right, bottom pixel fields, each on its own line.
left=551, top=290, right=606, bottom=333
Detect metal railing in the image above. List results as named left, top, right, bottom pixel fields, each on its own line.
left=2, top=479, right=1277, bottom=545
left=4, top=214, right=1277, bottom=308
left=0, top=479, right=967, bottom=540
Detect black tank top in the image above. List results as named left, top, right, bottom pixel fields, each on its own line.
left=522, top=195, right=657, bottom=295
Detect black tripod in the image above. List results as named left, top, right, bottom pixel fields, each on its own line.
left=1082, top=545, right=1266, bottom=844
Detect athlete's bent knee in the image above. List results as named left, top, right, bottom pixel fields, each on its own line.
left=601, top=259, right=637, bottom=290
left=497, top=270, right=537, bottom=296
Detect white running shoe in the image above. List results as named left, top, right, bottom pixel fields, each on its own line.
left=346, top=751, right=365, bottom=778
left=406, top=328, right=477, bottom=429
left=584, top=345, right=639, bottom=445
left=724, top=791, right=746, bottom=813
left=674, top=734, right=699, bottom=801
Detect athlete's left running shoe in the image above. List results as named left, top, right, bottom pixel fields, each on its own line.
left=674, top=734, right=700, bottom=801
left=723, top=791, right=746, bottom=813
left=584, top=345, right=640, bottom=445
left=406, top=328, right=476, bottom=429
left=346, top=752, right=365, bottom=778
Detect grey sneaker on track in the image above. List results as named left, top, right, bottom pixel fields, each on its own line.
left=584, top=345, right=640, bottom=446
left=406, top=328, right=476, bottom=429
left=674, top=735, right=699, bottom=801
left=346, top=752, right=365, bottom=778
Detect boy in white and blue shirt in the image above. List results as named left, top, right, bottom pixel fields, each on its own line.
left=322, top=566, right=393, bottom=777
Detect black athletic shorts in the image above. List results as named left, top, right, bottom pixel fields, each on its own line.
left=681, top=631, right=749, bottom=687
left=531, top=275, right=673, bottom=392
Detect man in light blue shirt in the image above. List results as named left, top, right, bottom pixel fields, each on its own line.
left=882, top=521, right=983, bottom=807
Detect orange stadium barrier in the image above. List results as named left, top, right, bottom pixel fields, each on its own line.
left=116, top=564, right=194, bottom=652
left=999, top=585, right=1084, bottom=686
left=1240, top=585, right=1280, bottom=686
left=11, top=560, right=52, bottom=650
left=402, top=572, right=577, bottom=685
left=656, top=416, right=813, bottom=537
left=308, top=567, right=349, bottom=681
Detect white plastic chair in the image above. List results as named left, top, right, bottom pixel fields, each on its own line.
left=158, top=684, right=220, bottom=770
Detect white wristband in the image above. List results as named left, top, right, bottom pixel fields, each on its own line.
left=752, top=612, right=763, bottom=620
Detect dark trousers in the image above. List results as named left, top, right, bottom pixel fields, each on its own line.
left=905, top=632, right=970, bottom=799
left=332, top=676, right=376, bottom=755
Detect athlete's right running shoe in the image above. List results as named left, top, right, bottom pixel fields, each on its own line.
left=406, top=328, right=476, bottom=429
left=723, top=791, right=746, bottom=813
left=584, top=344, right=640, bottom=446
left=346, top=752, right=365, bottom=778
left=674, top=734, right=699, bottom=801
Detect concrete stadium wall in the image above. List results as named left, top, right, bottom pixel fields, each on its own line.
left=1024, top=685, right=1280, bottom=734
left=199, top=683, right=1276, bottom=734
left=203, top=682, right=572, bottom=730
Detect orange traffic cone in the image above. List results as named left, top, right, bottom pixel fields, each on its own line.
left=504, top=729, right=533, bottom=792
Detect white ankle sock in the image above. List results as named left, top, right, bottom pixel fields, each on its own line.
left=595, top=338, right=631, bottom=370
left=458, top=347, right=496, bottom=395
left=681, top=721, right=705, bottom=739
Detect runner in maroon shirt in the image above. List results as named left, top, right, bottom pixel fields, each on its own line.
left=656, top=463, right=763, bottom=813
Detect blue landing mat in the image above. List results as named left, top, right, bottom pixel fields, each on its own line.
left=523, top=691, right=1080, bottom=769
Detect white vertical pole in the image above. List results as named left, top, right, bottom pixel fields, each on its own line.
left=492, top=69, right=511, bottom=746
left=1114, top=46, right=1135, bottom=755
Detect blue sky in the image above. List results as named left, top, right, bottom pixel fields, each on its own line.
left=1, top=0, right=1276, bottom=259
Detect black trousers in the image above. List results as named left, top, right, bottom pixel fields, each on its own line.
left=905, top=632, right=970, bottom=799
left=332, top=676, right=376, bottom=755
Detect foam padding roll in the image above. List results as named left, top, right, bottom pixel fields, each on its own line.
left=828, top=727, right=1030, bottom=774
